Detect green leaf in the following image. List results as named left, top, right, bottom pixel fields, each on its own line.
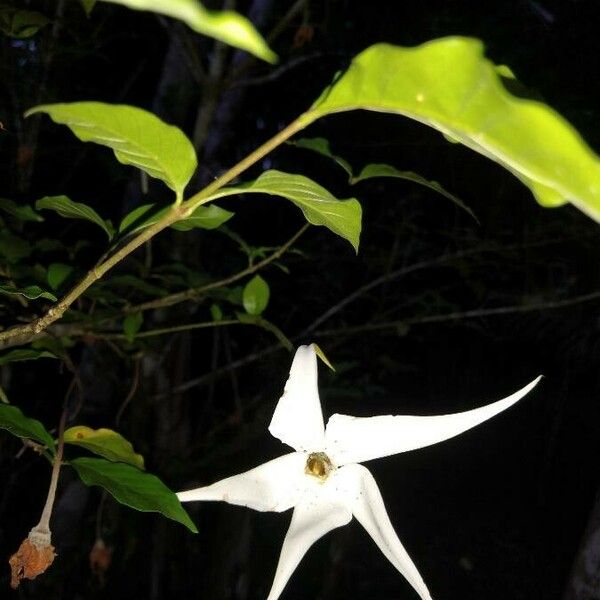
left=99, top=0, right=276, bottom=63
left=0, top=230, right=31, bottom=262
left=123, top=312, right=143, bottom=343
left=208, top=170, right=362, bottom=251
left=70, top=457, right=197, bottom=532
left=210, top=303, right=223, bottom=321
left=0, top=198, right=43, bottom=222
left=0, top=7, right=50, bottom=38
left=171, top=205, right=234, bottom=231
left=47, top=263, right=74, bottom=291
left=351, top=163, right=478, bottom=222
left=0, top=283, right=57, bottom=302
left=80, top=0, right=97, bottom=15
left=26, top=103, right=197, bottom=201
left=0, top=348, right=57, bottom=366
left=303, top=38, right=600, bottom=223
left=35, top=195, right=114, bottom=239
left=242, top=275, right=269, bottom=316
left=0, top=404, right=55, bottom=450
left=119, top=203, right=164, bottom=234
left=64, top=426, right=144, bottom=469
left=290, top=138, right=353, bottom=177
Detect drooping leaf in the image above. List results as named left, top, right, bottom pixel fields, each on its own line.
left=70, top=457, right=197, bottom=532
left=351, top=163, right=477, bottom=222
left=290, top=138, right=353, bottom=177
left=64, top=426, right=144, bottom=469
left=171, top=204, right=234, bottom=231
left=208, top=170, right=362, bottom=251
left=0, top=198, right=43, bottom=222
left=47, top=263, right=74, bottom=291
left=242, top=275, right=269, bottom=315
left=0, top=348, right=57, bottom=366
left=302, top=38, right=600, bottom=223
left=0, top=7, right=50, bottom=38
left=98, top=0, right=276, bottom=63
left=0, top=283, right=57, bottom=302
left=0, top=404, right=55, bottom=450
left=123, top=312, right=143, bottom=343
left=26, top=103, right=197, bottom=201
left=35, top=195, right=114, bottom=239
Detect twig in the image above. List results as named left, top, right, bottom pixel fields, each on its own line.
left=128, top=223, right=309, bottom=313
left=116, top=357, right=141, bottom=426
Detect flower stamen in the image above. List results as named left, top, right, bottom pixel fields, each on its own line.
left=305, top=452, right=334, bottom=481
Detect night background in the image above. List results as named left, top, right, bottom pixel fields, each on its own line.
left=1, top=1, right=600, bottom=599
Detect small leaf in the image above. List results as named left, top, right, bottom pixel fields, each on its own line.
left=0, top=404, right=55, bottom=450
left=98, top=0, right=276, bottom=63
left=0, top=198, right=43, bottom=222
left=64, top=426, right=144, bottom=469
left=171, top=205, right=234, bottom=231
left=123, top=312, right=143, bottom=343
left=70, top=457, right=197, bottom=532
left=0, top=349, right=57, bottom=366
left=290, top=138, right=353, bottom=177
left=47, top=263, right=73, bottom=291
left=0, top=230, right=31, bottom=262
left=210, top=304, right=223, bottom=321
left=304, top=38, right=600, bottom=223
left=0, top=283, right=57, bottom=302
left=80, top=0, right=97, bottom=15
left=119, top=203, right=165, bottom=234
left=26, top=103, right=197, bottom=201
left=208, top=170, right=362, bottom=251
left=242, top=275, right=269, bottom=316
left=36, top=196, right=114, bottom=239
left=0, top=385, right=8, bottom=404
left=351, top=163, right=478, bottom=222
left=0, top=8, right=50, bottom=38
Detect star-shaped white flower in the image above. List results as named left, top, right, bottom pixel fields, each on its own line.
left=178, top=345, right=541, bottom=600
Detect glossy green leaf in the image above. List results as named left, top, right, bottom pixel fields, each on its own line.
left=36, top=195, right=114, bottom=239
left=99, top=0, right=276, bottom=63
left=352, top=163, right=477, bottom=222
left=242, top=275, right=269, bottom=316
left=208, top=170, right=362, bottom=251
left=26, top=103, right=197, bottom=201
left=0, top=283, right=57, bottom=302
left=0, top=198, right=43, bottom=222
left=0, top=348, right=57, bottom=366
left=71, top=457, right=197, bottom=532
left=0, top=404, right=55, bottom=450
left=47, top=263, right=74, bottom=291
left=171, top=204, right=234, bottom=231
left=303, top=38, right=600, bottom=223
left=123, top=312, right=143, bottom=343
left=65, top=426, right=144, bottom=469
left=0, top=7, right=50, bottom=38
left=291, top=138, right=353, bottom=177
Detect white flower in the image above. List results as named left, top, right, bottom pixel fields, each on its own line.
left=178, top=345, right=541, bottom=600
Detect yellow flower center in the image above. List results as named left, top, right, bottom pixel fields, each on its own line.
left=305, top=452, right=334, bottom=481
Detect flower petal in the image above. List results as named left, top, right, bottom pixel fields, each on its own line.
left=336, top=464, right=433, bottom=600
left=269, top=345, right=326, bottom=452
left=266, top=498, right=352, bottom=600
left=177, top=452, right=307, bottom=512
left=326, top=376, right=542, bottom=465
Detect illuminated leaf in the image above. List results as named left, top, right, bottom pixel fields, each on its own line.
left=0, top=404, right=55, bottom=450
left=242, top=275, right=270, bottom=315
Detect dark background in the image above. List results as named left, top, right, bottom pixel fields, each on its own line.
left=1, top=1, right=600, bottom=599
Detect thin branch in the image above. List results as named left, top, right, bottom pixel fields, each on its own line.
left=315, top=290, right=600, bottom=337
left=128, top=223, right=309, bottom=313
